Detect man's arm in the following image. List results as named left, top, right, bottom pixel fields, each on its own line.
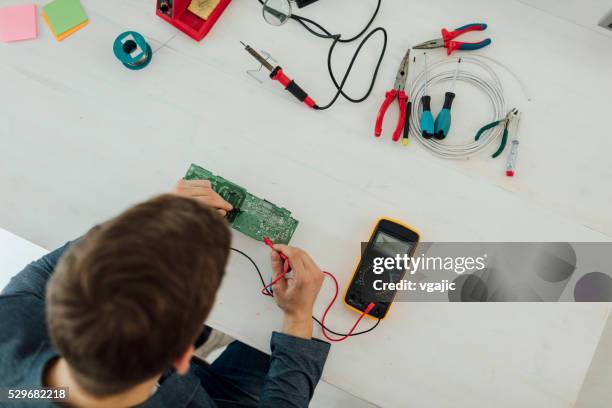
left=259, top=332, right=330, bottom=407
left=174, top=180, right=330, bottom=405
left=259, top=246, right=331, bottom=407
left=1, top=242, right=71, bottom=299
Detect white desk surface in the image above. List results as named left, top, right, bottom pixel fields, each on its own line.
left=1, top=0, right=611, bottom=407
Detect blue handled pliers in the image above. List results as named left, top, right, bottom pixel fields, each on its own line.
left=414, top=23, right=492, bottom=55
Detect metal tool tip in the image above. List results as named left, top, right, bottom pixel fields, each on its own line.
left=240, top=41, right=247, bottom=47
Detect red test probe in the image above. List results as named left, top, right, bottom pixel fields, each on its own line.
left=262, top=237, right=375, bottom=342
left=241, top=42, right=317, bottom=109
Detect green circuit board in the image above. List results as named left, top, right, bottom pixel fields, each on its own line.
left=184, top=164, right=299, bottom=244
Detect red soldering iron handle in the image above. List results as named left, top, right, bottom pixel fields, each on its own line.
left=271, top=67, right=316, bottom=109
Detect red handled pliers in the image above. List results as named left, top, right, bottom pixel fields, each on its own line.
left=414, top=23, right=492, bottom=56
left=375, top=49, right=411, bottom=142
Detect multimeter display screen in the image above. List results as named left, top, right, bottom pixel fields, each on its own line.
left=345, top=222, right=419, bottom=319
left=364, top=232, right=414, bottom=297
left=373, top=231, right=414, bottom=257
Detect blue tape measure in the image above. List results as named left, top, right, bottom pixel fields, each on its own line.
left=113, top=31, right=152, bottom=70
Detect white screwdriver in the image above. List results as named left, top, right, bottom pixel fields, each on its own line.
left=505, top=111, right=522, bottom=177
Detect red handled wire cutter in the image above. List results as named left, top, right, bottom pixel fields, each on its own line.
left=375, top=49, right=411, bottom=142
left=414, top=23, right=492, bottom=56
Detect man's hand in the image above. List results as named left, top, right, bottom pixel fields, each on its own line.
left=270, top=245, right=325, bottom=339
left=173, top=179, right=233, bottom=216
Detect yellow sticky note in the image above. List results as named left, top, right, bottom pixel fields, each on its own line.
left=187, top=0, right=220, bottom=20
left=42, top=10, right=88, bottom=41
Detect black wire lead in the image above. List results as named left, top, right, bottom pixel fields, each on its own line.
left=257, top=0, right=387, bottom=110
left=230, top=247, right=380, bottom=337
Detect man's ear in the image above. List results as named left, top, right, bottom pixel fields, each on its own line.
left=173, top=345, right=194, bottom=375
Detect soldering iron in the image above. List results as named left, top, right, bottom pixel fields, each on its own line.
left=241, top=42, right=317, bottom=109
left=251, top=0, right=387, bottom=110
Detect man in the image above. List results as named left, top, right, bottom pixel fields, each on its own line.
left=0, top=180, right=329, bottom=407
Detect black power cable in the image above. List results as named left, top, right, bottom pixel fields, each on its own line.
left=231, top=247, right=380, bottom=337
left=257, top=0, right=387, bottom=110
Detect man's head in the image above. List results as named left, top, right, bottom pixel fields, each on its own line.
left=46, top=194, right=231, bottom=397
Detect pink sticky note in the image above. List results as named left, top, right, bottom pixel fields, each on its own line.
left=0, top=4, right=37, bottom=43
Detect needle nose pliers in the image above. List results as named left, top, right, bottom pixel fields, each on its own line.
left=375, top=49, right=412, bottom=142
left=475, top=108, right=519, bottom=158
left=414, top=23, right=492, bottom=56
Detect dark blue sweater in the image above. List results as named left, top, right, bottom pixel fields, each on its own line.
left=0, top=243, right=330, bottom=407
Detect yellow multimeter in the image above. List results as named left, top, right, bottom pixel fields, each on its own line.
left=344, top=218, right=420, bottom=320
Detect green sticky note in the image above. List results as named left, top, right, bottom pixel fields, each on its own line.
left=42, top=0, right=87, bottom=36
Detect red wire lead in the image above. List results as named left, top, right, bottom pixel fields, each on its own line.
left=262, top=237, right=375, bottom=342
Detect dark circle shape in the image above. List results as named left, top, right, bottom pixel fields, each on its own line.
left=449, top=274, right=488, bottom=302
left=122, top=40, right=137, bottom=54
left=574, top=272, right=612, bottom=301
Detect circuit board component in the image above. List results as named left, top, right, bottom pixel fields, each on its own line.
left=184, top=164, right=299, bottom=244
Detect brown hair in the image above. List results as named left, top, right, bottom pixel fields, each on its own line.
left=47, top=194, right=231, bottom=396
